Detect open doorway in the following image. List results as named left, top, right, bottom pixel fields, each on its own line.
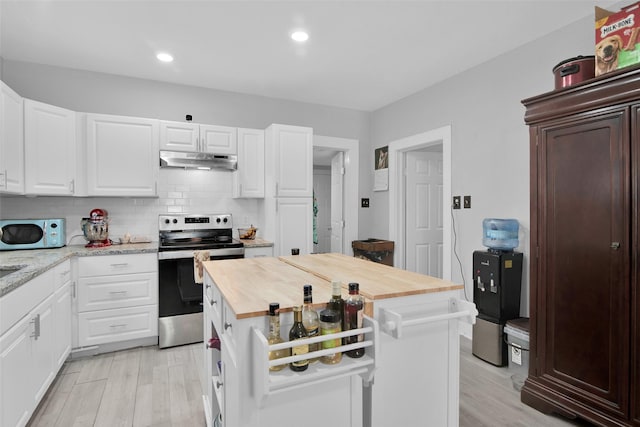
left=388, top=126, right=452, bottom=280
left=313, top=135, right=359, bottom=255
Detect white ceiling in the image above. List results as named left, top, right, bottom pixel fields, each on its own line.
left=0, top=0, right=615, bottom=112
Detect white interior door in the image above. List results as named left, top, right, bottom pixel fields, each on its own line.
left=330, top=152, right=344, bottom=253
left=313, top=169, right=331, bottom=253
left=405, top=150, right=443, bottom=277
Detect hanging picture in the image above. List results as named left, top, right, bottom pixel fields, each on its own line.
left=374, top=145, right=389, bottom=191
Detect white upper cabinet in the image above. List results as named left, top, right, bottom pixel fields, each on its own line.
left=85, top=114, right=159, bottom=197
left=233, top=128, right=264, bottom=198
left=160, top=121, right=237, bottom=155
left=159, top=121, right=199, bottom=152
left=0, top=81, right=24, bottom=194
left=24, top=99, right=76, bottom=196
left=266, top=124, right=313, bottom=198
left=200, top=124, right=237, bottom=154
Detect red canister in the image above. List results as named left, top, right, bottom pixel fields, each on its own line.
left=552, top=56, right=595, bottom=89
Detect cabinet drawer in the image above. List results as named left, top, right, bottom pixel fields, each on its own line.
left=222, top=300, right=237, bottom=351
left=205, top=277, right=223, bottom=333
left=77, top=305, right=158, bottom=346
left=78, top=253, right=157, bottom=277
left=244, top=246, right=273, bottom=258
left=78, top=272, right=158, bottom=312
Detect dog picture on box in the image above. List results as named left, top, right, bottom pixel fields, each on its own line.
left=595, top=3, right=640, bottom=76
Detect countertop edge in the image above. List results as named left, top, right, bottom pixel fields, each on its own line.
left=0, top=242, right=159, bottom=297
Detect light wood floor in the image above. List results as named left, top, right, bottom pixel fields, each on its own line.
left=28, top=338, right=592, bottom=427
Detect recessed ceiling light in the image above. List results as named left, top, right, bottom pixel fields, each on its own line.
left=156, top=52, right=174, bottom=63
left=291, top=31, right=309, bottom=43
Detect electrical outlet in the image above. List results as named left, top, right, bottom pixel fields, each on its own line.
left=361, top=198, right=370, bottom=208
left=452, top=196, right=461, bottom=209
left=463, top=195, right=471, bottom=209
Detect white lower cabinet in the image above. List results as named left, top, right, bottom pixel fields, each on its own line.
left=0, top=309, right=34, bottom=427
left=75, top=253, right=158, bottom=348
left=244, top=246, right=273, bottom=258
left=53, top=261, right=72, bottom=369
left=0, top=260, right=71, bottom=427
left=261, top=197, right=313, bottom=256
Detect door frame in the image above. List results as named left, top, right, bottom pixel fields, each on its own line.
left=313, top=135, right=359, bottom=255
left=389, top=125, right=452, bottom=280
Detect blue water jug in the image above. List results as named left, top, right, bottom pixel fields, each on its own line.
left=482, top=218, right=519, bottom=250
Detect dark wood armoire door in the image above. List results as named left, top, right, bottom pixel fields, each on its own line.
left=536, top=108, right=631, bottom=419
left=633, top=104, right=640, bottom=427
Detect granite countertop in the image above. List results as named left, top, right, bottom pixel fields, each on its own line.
left=240, top=238, right=273, bottom=248
left=0, top=242, right=158, bottom=297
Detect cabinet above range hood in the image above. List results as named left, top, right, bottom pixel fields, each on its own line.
left=159, top=150, right=237, bottom=171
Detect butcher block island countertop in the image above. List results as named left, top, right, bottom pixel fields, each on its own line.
left=280, top=252, right=463, bottom=299
left=202, top=253, right=462, bottom=319
left=203, top=256, right=334, bottom=319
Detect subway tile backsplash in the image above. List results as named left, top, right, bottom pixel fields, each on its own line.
left=0, top=168, right=260, bottom=244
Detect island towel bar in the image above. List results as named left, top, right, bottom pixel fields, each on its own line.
left=380, top=298, right=478, bottom=339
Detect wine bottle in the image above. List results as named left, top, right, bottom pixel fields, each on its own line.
left=302, top=284, right=320, bottom=362
left=327, top=280, right=345, bottom=347
left=267, top=302, right=289, bottom=371
left=327, top=280, right=345, bottom=327
left=289, top=305, right=309, bottom=371
left=344, top=282, right=365, bottom=358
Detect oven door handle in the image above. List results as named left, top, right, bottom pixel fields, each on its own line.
left=158, top=247, right=245, bottom=260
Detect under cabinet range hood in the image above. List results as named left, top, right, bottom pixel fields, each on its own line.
left=159, top=150, right=237, bottom=170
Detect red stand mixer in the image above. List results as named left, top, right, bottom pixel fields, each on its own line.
left=81, top=208, right=111, bottom=248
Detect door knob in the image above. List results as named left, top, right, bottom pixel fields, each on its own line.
left=611, top=242, right=620, bottom=250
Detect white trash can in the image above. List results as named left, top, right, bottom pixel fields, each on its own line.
left=504, top=317, right=529, bottom=391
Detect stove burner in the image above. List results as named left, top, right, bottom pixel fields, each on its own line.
left=158, top=213, right=244, bottom=252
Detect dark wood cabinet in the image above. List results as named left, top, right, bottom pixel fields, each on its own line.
left=522, top=65, right=640, bottom=426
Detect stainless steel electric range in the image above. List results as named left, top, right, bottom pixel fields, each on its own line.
left=157, top=213, right=244, bottom=348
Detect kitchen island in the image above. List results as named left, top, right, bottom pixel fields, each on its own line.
left=202, top=253, right=476, bottom=427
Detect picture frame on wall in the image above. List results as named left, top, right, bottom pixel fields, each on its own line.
left=374, top=146, right=389, bottom=191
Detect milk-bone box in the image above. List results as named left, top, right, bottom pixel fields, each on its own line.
left=595, top=2, right=640, bottom=76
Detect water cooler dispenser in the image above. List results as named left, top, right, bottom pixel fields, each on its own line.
left=472, top=219, right=523, bottom=366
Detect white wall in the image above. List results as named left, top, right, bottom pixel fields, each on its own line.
left=367, top=15, right=596, bottom=316
left=0, top=12, right=600, bottom=316
left=0, top=60, right=370, bottom=242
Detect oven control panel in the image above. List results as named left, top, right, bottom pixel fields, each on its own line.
left=158, top=214, right=233, bottom=231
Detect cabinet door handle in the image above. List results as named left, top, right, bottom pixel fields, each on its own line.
left=71, top=281, right=77, bottom=299
left=611, top=242, right=620, bottom=250
left=30, top=314, right=41, bottom=339
left=69, top=179, right=75, bottom=193
left=224, top=322, right=232, bottom=330
left=216, top=380, right=223, bottom=389
left=110, top=324, right=127, bottom=329
left=110, top=263, right=129, bottom=268
left=109, top=290, right=128, bottom=295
